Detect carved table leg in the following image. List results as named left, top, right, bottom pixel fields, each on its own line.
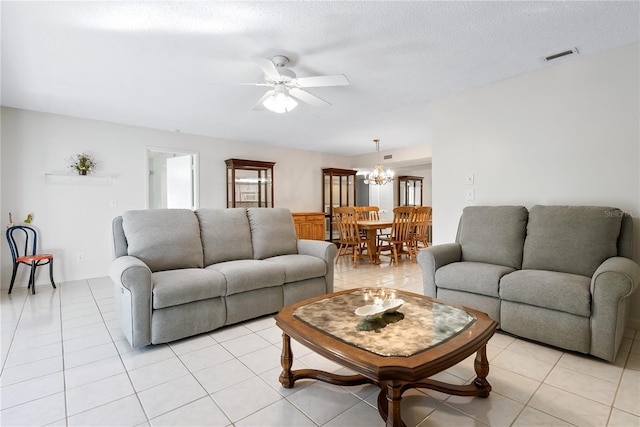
left=377, top=381, right=406, bottom=427
left=473, top=344, right=491, bottom=397
left=279, top=332, right=295, bottom=388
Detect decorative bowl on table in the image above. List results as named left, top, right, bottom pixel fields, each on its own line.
left=355, top=298, right=404, bottom=319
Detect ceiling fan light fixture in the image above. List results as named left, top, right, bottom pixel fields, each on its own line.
left=263, top=85, right=298, bottom=113
left=251, top=55, right=349, bottom=113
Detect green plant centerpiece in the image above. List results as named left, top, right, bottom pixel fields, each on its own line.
left=68, top=153, right=97, bottom=175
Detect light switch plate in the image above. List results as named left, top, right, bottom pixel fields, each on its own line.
left=465, top=189, right=475, bottom=201
left=466, top=173, right=474, bottom=185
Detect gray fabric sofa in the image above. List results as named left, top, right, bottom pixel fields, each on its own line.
left=417, top=205, right=640, bottom=362
left=110, top=207, right=337, bottom=348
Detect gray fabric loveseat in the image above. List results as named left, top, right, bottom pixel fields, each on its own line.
left=417, top=205, right=640, bottom=362
left=110, top=207, right=337, bottom=348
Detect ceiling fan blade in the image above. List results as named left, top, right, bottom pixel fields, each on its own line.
left=294, top=74, right=349, bottom=88
left=289, top=88, right=331, bottom=107
left=253, top=57, right=281, bottom=80
left=252, top=90, right=274, bottom=111
left=204, top=82, right=271, bottom=87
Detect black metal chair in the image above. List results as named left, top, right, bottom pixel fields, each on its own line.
left=6, top=226, right=56, bottom=294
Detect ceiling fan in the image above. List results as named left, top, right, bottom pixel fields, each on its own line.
left=249, top=55, right=349, bottom=113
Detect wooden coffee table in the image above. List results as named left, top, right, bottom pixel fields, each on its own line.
left=274, top=288, right=498, bottom=427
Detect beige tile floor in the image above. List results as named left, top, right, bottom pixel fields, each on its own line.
left=1, top=258, right=639, bottom=426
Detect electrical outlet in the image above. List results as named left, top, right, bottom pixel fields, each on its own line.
left=76, top=252, right=85, bottom=262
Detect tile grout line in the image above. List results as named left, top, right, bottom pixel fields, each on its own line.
left=54, top=282, right=69, bottom=427
left=88, top=278, right=152, bottom=426
left=0, top=288, right=28, bottom=376
left=605, top=345, right=633, bottom=425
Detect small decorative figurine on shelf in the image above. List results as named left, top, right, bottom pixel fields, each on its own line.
left=24, top=213, right=33, bottom=224
left=68, top=152, right=97, bottom=175
left=7, top=212, right=15, bottom=229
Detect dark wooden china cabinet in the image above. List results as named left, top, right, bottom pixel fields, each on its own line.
left=322, top=168, right=357, bottom=241
left=397, top=175, right=423, bottom=207
left=226, top=159, right=275, bottom=208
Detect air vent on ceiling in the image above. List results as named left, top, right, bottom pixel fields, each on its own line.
left=543, top=47, right=579, bottom=62
left=383, top=154, right=393, bottom=160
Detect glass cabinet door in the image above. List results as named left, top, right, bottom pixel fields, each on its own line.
left=226, top=159, right=275, bottom=208
left=397, top=176, right=423, bottom=207
left=322, top=168, right=357, bottom=241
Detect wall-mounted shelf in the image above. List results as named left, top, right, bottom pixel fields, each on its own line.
left=45, top=173, right=113, bottom=186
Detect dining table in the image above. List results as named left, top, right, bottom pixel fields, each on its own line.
left=357, top=219, right=393, bottom=264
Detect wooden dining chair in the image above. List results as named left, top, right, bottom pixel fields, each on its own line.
left=355, top=206, right=380, bottom=221
left=6, top=225, right=56, bottom=294
left=333, top=207, right=372, bottom=267
left=411, top=206, right=432, bottom=252
left=378, top=206, right=415, bottom=265
left=355, top=206, right=382, bottom=243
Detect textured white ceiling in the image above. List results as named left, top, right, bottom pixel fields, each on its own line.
left=1, top=1, right=639, bottom=156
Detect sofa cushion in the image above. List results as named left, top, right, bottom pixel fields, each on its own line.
left=458, top=206, right=528, bottom=269
left=247, top=208, right=298, bottom=259
left=208, top=259, right=285, bottom=295
left=122, top=209, right=203, bottom=272
left=500, top=300, right=590, bottom=354
left=522, top=205, right=623, bottom=277
left=499, top=269, right=591, bottom=316
left=435, top=261, right=515, bottom=298
left=152, top=268, right=227, bottom=309
left=196, top=208, right=253, bottom=265
left=264, top=254, right=327, bottom=283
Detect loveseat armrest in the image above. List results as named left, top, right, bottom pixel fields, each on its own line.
left=297, top=239, right=337, bottom=263
left=417, top=243, right=462, bottom=297
left=297, top=239, right=338, bottom=293
left=590, top=256, right=640, bottom=362
left=110, top=256, right=153, bottom=348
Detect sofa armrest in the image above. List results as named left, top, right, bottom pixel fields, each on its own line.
left=417, top=243, right=462, bottom=297
left=590, top=256, right=640, bottom=361
left=110, top=256, right=153, bottom=348
left=297, top=239, right=337, bottom=262
left=297, top=239, right=338, bottom=293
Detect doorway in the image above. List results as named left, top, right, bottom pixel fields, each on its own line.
left=146, top=146, right=199, bottom=209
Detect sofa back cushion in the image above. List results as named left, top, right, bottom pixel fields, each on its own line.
left=458, top=206, right=528, bottom=269
left=196, top=208, right=253, bottom=265
left=122, top=209, right=203, bottom=272
left=247, top=208, right=298, bottom=259
left=522, top=205, right=623, bottom=277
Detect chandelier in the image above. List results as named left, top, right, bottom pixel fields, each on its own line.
left=364, top=139, right=394, bottom=185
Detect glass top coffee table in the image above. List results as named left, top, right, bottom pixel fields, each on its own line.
left=274, top=288, right=498, bottom=427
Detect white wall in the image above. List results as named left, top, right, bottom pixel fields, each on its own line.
left=432, top=43, right=640, bottom=327
left=0, top=107, right=350, bottom=287
left=351, top=143, right=432, bottom=170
